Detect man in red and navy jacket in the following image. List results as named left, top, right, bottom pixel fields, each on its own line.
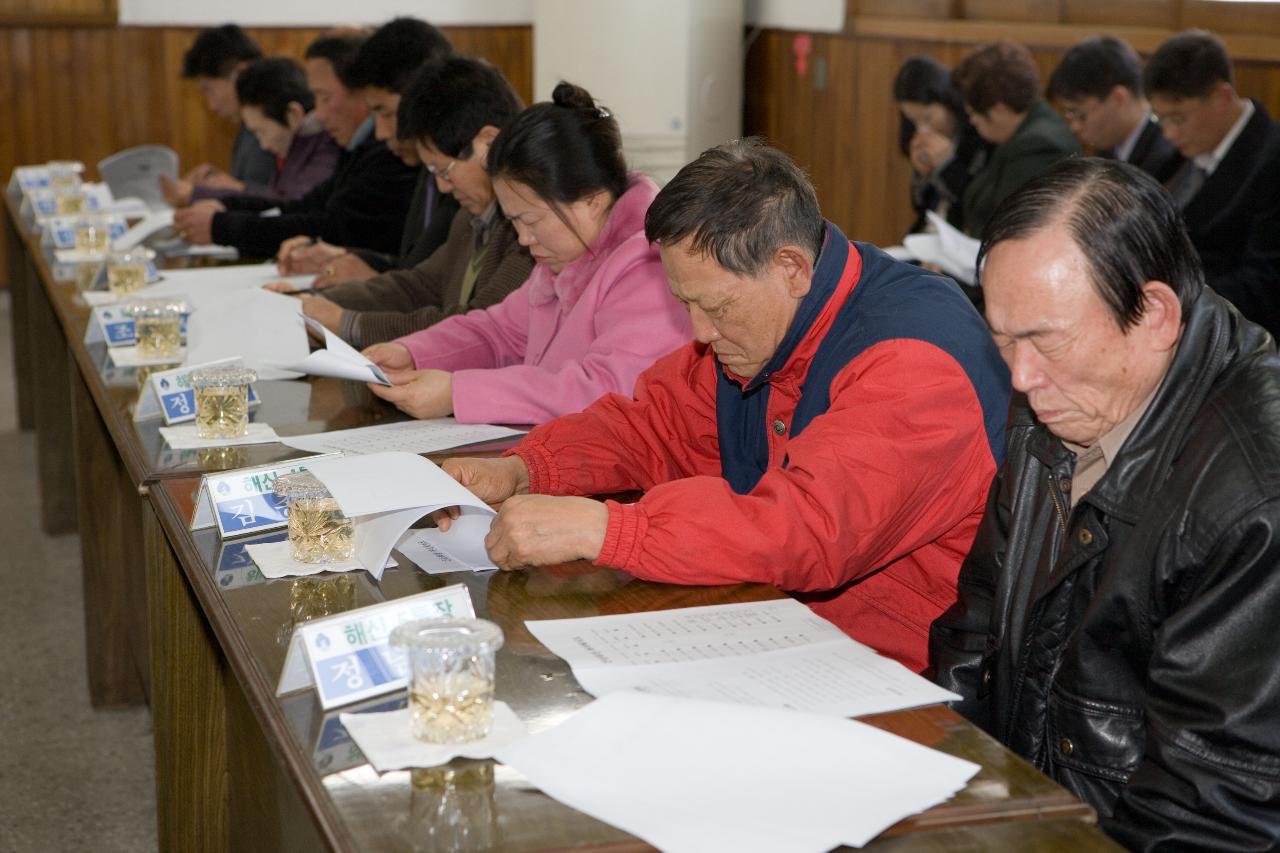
left=436, top=140, right=1010, bottom=672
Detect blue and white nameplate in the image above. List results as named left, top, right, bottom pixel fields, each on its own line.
left=84, top=306, right=189, bottom=347
left=277, top=584, right=476, bottom=709
left=9, top=166, right=51, bottom=195
left=42, top=215, right=128, bottom=251
left=215, top=531, right=286, bottom=589
left=313, top=693, right=405, bottom=774
left=191, top=453, right=341, bottom=538
left=134, top=357, right=260, bottom=424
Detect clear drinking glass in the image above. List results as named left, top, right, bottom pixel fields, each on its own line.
left=46, top=160, right=83, bottom=191
left=75, top=216, right=112, bottom=254
left=124, top=296, right=185, bottom=359
left=273, top=472, right=355, bottom=564
left=188, top=365, right=256, bottom=439
left=391, top=618, right=504, bottom=744
left=54, top=187, right=86, bottom=215
left=106, top=247, right=153, bottom=295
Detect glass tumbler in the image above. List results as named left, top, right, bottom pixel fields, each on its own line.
left=106, top=247, right=153, bottom=295
left=273, top=472, right=355, bottom=564
left=391, top=618, right=504, bottom=744
left=124, top=296, right=186, bottom=360
left=76, top=216, right=112, bottom=255
left=188, top=365, right=256, bottom=439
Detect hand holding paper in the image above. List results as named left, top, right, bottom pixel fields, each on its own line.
left=368, top=368, right=454, bottom=418
left=279, top=316, right=392, bottom=385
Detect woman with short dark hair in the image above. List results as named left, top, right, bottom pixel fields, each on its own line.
left=951, top=41, right=1080, bottom=238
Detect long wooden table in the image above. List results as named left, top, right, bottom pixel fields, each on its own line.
left=146, top=475, right=1118, bottom=852
left=3, top=188, right=408, bottom=707
left=6, top=180, right=1122, bottom=851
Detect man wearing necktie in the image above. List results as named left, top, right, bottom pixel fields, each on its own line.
left=1145, top=30, right=1280, bottom=338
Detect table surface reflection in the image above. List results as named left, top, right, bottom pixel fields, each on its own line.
left=150, top=477, right=1095, bottom=853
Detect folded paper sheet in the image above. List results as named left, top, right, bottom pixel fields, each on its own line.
left=526, top=598, right=961, bottom=717
left=900, top=211, right=982, bottom=285
left=281, top=418, right=524, bottom=456
left=304, top=452, right=495, bottom=580
left=495, top=691, right=980, bottom=853
left=276, top=316, right=392, bottom=385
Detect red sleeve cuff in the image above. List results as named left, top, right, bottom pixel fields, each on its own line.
left=507, top=436, right=559, bottom=494
left=595, top=500, right=647, bottom=570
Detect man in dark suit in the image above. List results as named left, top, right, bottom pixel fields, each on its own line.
left=276, top=17, right=461, bottom=285
left=173, top=31, right=420, bottom=261
left=1048, top=35, right=1182, bottom=184
left=1146, top=30, right=1280, bottom=338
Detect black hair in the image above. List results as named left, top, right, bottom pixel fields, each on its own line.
left=1143, top=30, right=1234, bottom=100
left=978, top=157, right=1203, bottom=328
left=181, top=24, right=262, bottom=79
left=893, top=55, right=968, bottom=156
left=303, top=32, right=368, bottom=85
left=340, top=17, right=453, bottom=93
left=645, top=138, right=825, bottom=277
left=486, top=81, right=628, bottom=206
left=234, top=57, right=314, bottom=125
left=894, top=56, right=966, bottom=116
left=1049, top=36, right=1143, bottom=102
left=396, top=56, right=523, bottom=151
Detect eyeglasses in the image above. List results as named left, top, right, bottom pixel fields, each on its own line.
left=426, top=158, right=459, bottom=184
left=1060, top=100, right=1102, bottom=126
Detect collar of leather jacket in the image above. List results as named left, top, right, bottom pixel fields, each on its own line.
left=1020, top=285, right=1270, bottom=525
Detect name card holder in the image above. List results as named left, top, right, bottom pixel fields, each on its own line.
left=278, top=584, right=476, bottom=710
left=134, top=357, right=260, bottom=424
left=191, top=453, right=341, bottom=538
left=84, top=306, right=189, bottom=348
left=43, top=215, right=128, bottom=252
left=9, top=166, right=52, bottom=197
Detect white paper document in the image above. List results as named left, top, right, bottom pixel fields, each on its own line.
left=107, top=345, right=187, bottom=368
left=159, top=422, right=280, bottom=449
left=303, top=452, right=496, bottom=580
left=526, top=598, right=961, bottom=718
left=244, top=539, right=396, bottom=579
left=113, top=208, right=174, bottom=250
left=281, top=418, right=524, bottom=456
left=276, top=316, right=391, bottom=385
left=494, top=691, right=980, bottom=853
left=341, top=702, right=527, bottom=771
left=899, top=211, right=982, bottom=285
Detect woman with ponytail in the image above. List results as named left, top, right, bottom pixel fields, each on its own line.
left=364, top=82, right=691, bottom=424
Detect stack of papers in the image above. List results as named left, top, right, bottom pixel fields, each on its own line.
left=276, top=317, right=391, bottom=385
left=897, top=211, right=982, bottom=285
left=526, top=598, right=961, bottom=717
left=495, top=690, right=979, bottom=853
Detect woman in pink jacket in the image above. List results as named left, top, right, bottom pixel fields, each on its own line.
left=364, top=82, right=691, bottom=424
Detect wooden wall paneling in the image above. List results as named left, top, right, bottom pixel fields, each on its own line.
left=855, top=0, right=957, bottom=20
left=962, top=0, right=1065, bottom=23
left=1184, top=1, right=1280, bottom=37
left=0, top=0, right=115, bottom=27
left=1062, top=0, right=1178, bottom=29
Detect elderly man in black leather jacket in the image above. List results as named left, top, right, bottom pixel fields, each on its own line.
left=931, top=157, right=1280, bottom=851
